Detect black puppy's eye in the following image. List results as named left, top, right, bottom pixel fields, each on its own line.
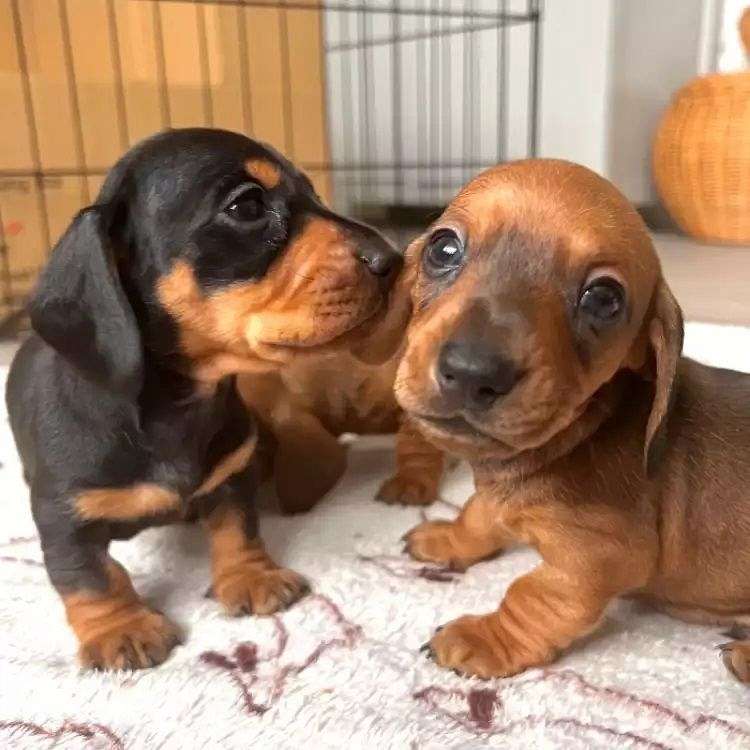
left=223, top=185, right=264, bottom=223
left=424, top=232, right=464, bottom=275
left=579, top=277, right=625, bottom=321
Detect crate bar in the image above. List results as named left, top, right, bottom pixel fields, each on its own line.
left=391, top=1, right=402, bottom=205
left=0, top=203, right=11, bottom=310
left=358, top=7, right=373, bottom=199
left=326, top=17, right=526, bottom=53
left=59, top=0, right=90, bottom=203
left=429, top=0, right=439, bottom=205
left=196, top=2, right=215, bottom=126
left=497, top=0, right=508, bottom=162
left=148, top=0, right=513, bottom=21
left=528, top=0, right=542, bottom=156
left=441, top=0, right=450, bottom=197
left=236, top=5, right=254, bottom=133
left=1, top=160, right=514, bottom=178
left=106, top=0, right=130, bottom=150
left=152, top=1, right=172, bottom=127
left=8, top=0, right=52, bottom=256
left=279, top=3, right=295, bottom=157
left=415, top=0, right=426, bottom=201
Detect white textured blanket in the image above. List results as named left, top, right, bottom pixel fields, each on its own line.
left=2, top=322, right=750, bottom=749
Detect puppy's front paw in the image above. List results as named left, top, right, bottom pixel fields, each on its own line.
left=423, top=614, right=530, bottom=679
left=214, top=566, right=309, bottom=616
left=403, top=520, right=476, bottom=570
left=720, top=640, right=750, bottom=683
left=376, top=473, right=438, bottom=506
left=79, top=606, right=181, bottom=670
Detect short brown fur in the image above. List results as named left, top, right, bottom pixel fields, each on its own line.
left=63, top=559, right=181, bottom=670
left=398, top=159, right=750, bottom=682
left=156, top=211, right=445, bottom=513
left=233, top=239, right=447, bottom=514
left=202, top=501, right=308, bottom=615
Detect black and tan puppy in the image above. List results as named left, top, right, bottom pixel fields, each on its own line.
left=6, top=128, right=401, bottom=670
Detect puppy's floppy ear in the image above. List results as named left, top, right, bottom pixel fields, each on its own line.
left=643, top=278, right=683, bottom=476
left=28, top=206, right=143, bottom=398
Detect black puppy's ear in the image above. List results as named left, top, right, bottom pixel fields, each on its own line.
left=28, top=207, right=143, bottom=398
left=643, top=279, right=683, bottom=477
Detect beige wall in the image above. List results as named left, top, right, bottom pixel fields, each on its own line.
left=0, top=0, right=331, bottom=319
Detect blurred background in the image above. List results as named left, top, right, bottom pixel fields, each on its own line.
left=1, top=0, right=749, bottom=339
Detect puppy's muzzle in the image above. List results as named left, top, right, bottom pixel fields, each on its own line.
left=436, top=340, right=519, bottom=411
left=353, top=235, right=402, bottom=281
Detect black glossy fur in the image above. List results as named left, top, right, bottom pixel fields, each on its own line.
left=5, top=128, right=397, bottom=603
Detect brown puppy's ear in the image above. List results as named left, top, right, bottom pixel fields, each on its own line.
left=643, top=279, right=683, bottom=476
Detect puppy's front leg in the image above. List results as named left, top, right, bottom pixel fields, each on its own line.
left=34, top=500, right=180, bottom=670
left=404, top=491, right=510, bottom=570
left=377, top=417, right=446, bottom=506
left=201, top=475, right=308, bottom=615
left=427, top=563, right=618, bottom=679
left=273, top=411, right=348, bottom=514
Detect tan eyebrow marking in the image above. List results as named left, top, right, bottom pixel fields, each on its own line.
left=245, top=158, right=282, bottom=189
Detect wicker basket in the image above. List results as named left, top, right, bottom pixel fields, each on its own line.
left=653, top=10, right=750, bottom=244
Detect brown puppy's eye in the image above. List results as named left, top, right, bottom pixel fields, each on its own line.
left=579, top=278, right=625, bottom=321
left=423, top=232, right=464, bottom=276
left=222, top=184, right=264, bottom=224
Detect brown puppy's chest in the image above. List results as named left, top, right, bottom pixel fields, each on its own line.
left=475, top=361, right=750, bottom=617
left=249, top=353, right=402, bottom=436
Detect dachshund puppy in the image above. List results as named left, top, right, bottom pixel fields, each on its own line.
left=399, top=159, right=750, bottom=682
left=5, top=128, right=402, bottom=670
left=237, top=312, right=447, bottom=514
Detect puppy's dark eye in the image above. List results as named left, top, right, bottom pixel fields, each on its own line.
left=424, top=232, right=464, bottom=276
left=223, top=185, right=264, bottom=224
left=579, top=277, right=625, bottom=321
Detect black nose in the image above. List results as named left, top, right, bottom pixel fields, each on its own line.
left=355, top=239, right=403, bottom=278
left=437, top=341, right=518, bottom=410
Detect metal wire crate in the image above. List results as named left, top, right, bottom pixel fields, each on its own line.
left=0, top=0, right=541, bottom=334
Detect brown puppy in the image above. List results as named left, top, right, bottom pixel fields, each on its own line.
left=398, top=159, right=750, bottom=683
left=236, top=235, right=446, bottom=514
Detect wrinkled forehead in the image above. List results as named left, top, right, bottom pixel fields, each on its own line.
left=440, top=163, right=659, bottom=291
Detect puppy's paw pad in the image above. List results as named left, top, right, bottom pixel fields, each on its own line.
left=720, top=640, right=750, bottom=683
left=427, top=615, right=515, bottom=679
left=403, top=520, right=469, bottom=569
left=79, top=608, right=181, bottom=671
left=376, top=475, right=438, bottom=506
left=215, top=567, right=309, bottom=617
